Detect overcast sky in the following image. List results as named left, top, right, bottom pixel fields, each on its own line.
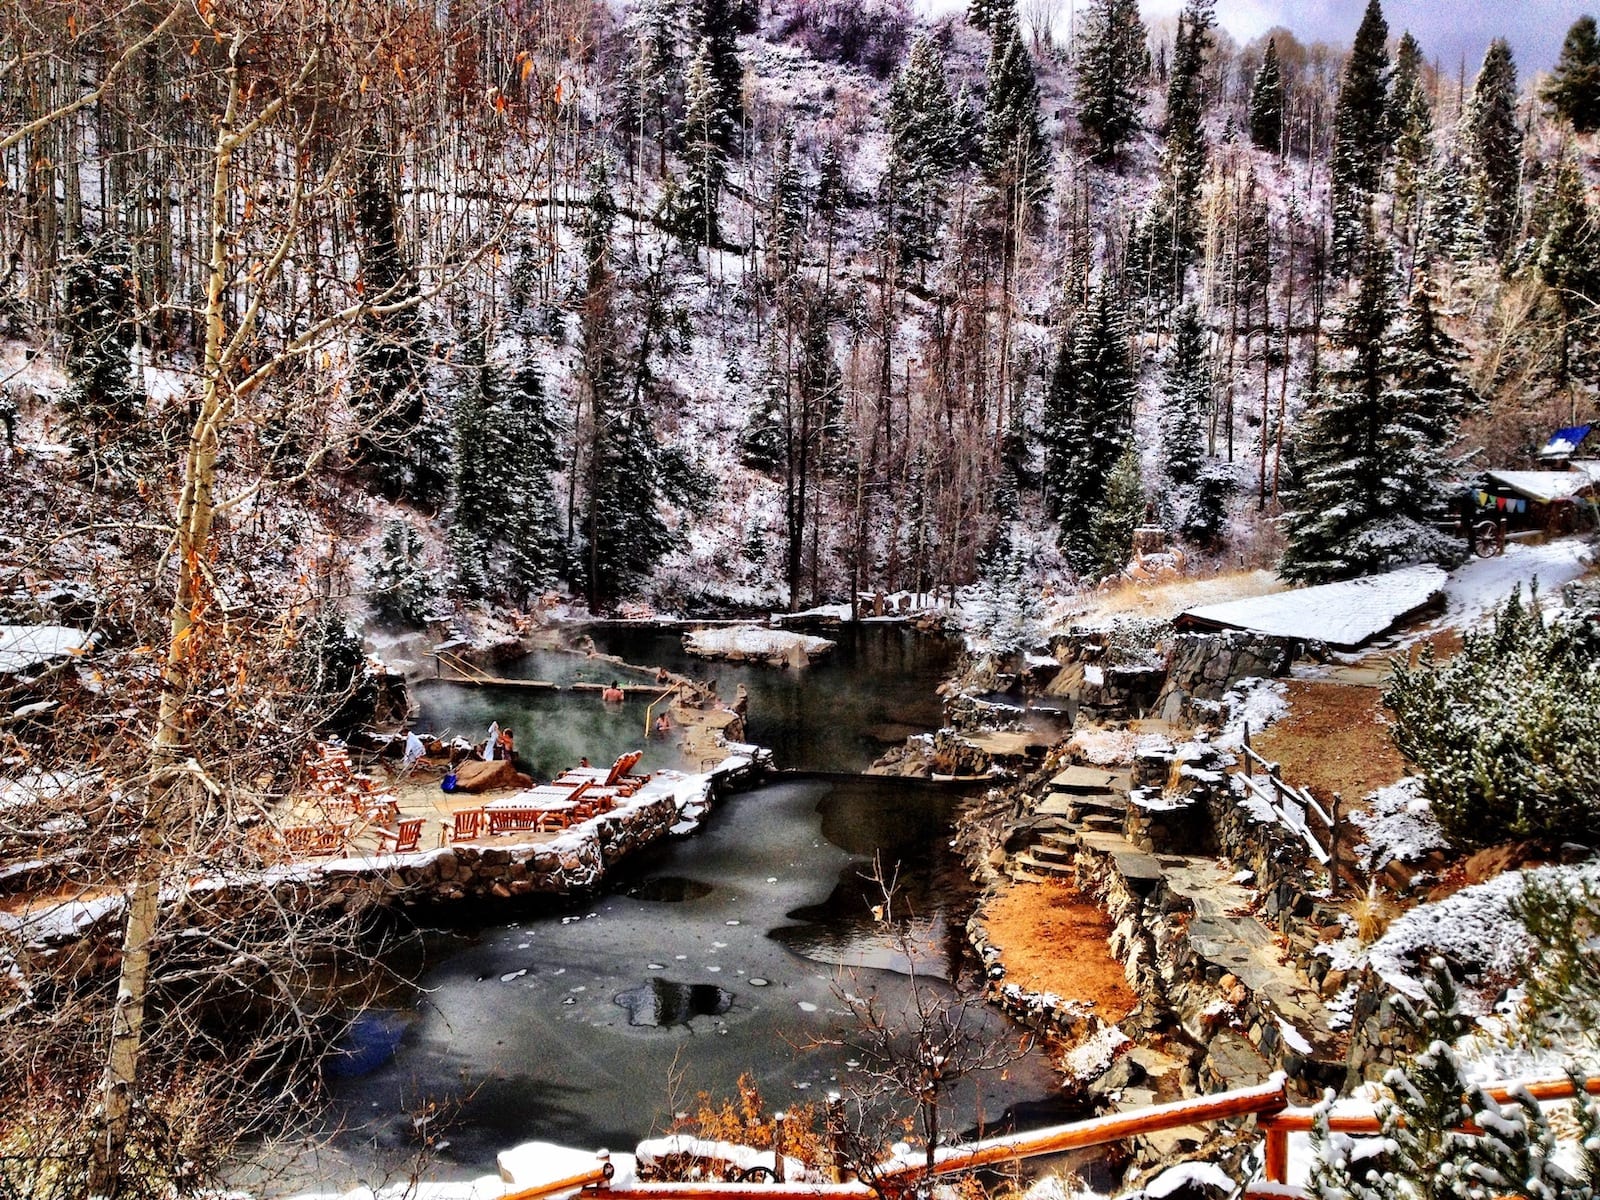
left=916, top=1, right=1596, bottom=76
left=1136, top=0, right=1593, bottom=74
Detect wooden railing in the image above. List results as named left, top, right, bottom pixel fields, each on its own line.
left=538, top=1073, right=1600, bottom=1200
left=1237, top=725, right=1336, bottom=867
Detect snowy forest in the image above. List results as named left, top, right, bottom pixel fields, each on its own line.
left=8, top=0, right=1600, bottom=627
left=9, top=0, right=1600, bottom=1193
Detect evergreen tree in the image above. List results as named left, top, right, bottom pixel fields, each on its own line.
left=61, top=237, right=143, bottom=450
left=768, top=123, right=807, bottom=277
left=1537, top=148, right=1600, bottom=384
left=1086, top=443, right=1144, bottom=578
left=1160, top=304, right=1208, bottom=488
left=1419, top=147, right=1482, bottom=265
left=1248, top=37, right=1284, bottom=152
left=1074, top=0, right=1148, bottom=163
left=628, top=0, right=687, bottom=174
left=368, top=518, right=441, bottom=626
left=1149, top=0, right=1213, bottom=280
left=692, top=0, right=743, bottom=145
left=1545, top=15, right=1600, bottom=133
left=967, top=0, right=1015, bottom=36
left=1462, top=38, right=1524, bottom=259
left=889, top=38, right=959, bottom=178
left=1328, top=0, right=1391, bottom=272
left=886, top=37, right=958, bottom=268
left=1390, top=33, right=1434, bottom=240
left=982, top=23, right=1051, bottom=204
left=677, top=39, right=732, bottom=247
left=350, top=141, right=447, bottom=509
left=1042, top=285, right=1137, bottom=573
left=1280, top=245, right=1460, bottom=583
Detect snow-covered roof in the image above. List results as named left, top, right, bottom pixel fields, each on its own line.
left=0, top=624, right=91, bottom=675
left=1177, top=566, right=1447, bottom=650
left=1483, top=470, right=1596, bottom=503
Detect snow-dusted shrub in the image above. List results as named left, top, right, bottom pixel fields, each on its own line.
left=1309, top=962, right=1600, bottom=1200
left=1385, top=586, right=1600, bottom=847
left=777, top=0, right=911, bottom=78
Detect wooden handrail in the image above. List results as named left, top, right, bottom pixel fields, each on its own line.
left=1258, top=1075, right=1600, bottom=1182
left=573, top=1074, right=1600, bottom=1200
left=873, top=1074, right=1288, bottom=1185
left=507, top=1160, right=615, bottom=1200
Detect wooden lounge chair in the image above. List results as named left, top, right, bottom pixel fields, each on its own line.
left=280, top=822, right=350, bottom=856
left=377, top=817, right=424, bottom=854
left=440, top=807, right=485, bottom=843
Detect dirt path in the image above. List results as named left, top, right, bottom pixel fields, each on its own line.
left=1252, top=679, right=1408, bottom=805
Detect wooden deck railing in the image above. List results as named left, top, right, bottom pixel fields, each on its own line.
left=1237, top=725, right=1336, bottom=867
left=541, top=1072, right=1600, bottom=1200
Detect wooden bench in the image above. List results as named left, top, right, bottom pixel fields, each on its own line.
left=485, top=806, right=568, bottom=834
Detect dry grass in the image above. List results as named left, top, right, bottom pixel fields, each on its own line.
left=1053, top=567, right=1286, bottom=628
left=1251, top=680, right=1408, bottom=805
left=979, top=880, right=1139, bottom=1019
left=1350, top=887, right=1396, bottom=944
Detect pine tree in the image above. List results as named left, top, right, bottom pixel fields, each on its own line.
left=768, top=123, right=807, bottom=278
left=982, top=23, right=1051, bottom=204
left=1419, top=147, right=1482, bottom=265
left=1537, top=149, right=1600, bottom=384
left=1150, top=0, right=1213, bottom=279
left=628, top=0, right=687, bottom=174
left=1311, top=963, right=1600, bottom=1200
left=1280, top=244, right=1460, bottom=583
left=1160, top=304, right=1208, bottom=488
left=1086, top=443, right=1144, bottom=578
left=677, top=39, right=732, bottom=247
left=889, top=38, right=959, bottom=179
left=1390, top=33, right=1434, bottom=240
left=1545, top=15, right=1600, bottom=133
left=1328, top=0, right=1391, bottom=272
left=61, top=237, right=143, bottom=451
left=967, top=0, right=1015, bottom=36
left=1043, top=285, right=1137, bottom=574
left=1074, top=0, right=1148, bottom=163
left=886, top=37, right=958, bottom=268
left=350, top=142, right=447, bottom=509
left=1248, top=37, right=1284, bottom=152
left=368, top=518, right=441, bottom=626
left=692, top=0, right=743, bottom=145
left=1462, top=38, right=1524, bottom=259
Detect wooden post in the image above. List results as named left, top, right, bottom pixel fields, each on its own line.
left=1263, top=1126, right=1290, bottom=1183
left=768, top=1113, right=780, bottom=1190
left=1329, top=792, right=1341, bottom=898
left=1241, top=723, right=1250, bottom=774
left=827, top=1092, right=850, bottom=1183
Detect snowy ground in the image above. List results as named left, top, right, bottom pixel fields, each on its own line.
left=1422, top=537, right=1595, bottom=633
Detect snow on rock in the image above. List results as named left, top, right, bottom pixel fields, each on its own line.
left=1067, top=726, right=1139, bottom=765
left=1365, top=860, right=1600, bottom=1008
left=1141, top=1160, right=1236, bottom=1198
left=1178, top=565, right=1447, bottom=650
left=1350, top=777, right=1448, bottom=870
left=1216, top=678, right=1289, bottom=748
left=682, top=625, right=836, bottom=666
left=1057, top=1024, right=1131, bottom=1085
left=0, top=624, right=92, bottom=674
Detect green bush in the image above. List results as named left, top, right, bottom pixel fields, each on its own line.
left=1384, top=586, right=1600, bottom=848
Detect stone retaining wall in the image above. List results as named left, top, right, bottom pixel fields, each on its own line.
left=6, top=777, right=719, bottom=989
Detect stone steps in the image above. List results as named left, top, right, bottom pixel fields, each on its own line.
left=1010, top=850, right=1074, bottom=880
